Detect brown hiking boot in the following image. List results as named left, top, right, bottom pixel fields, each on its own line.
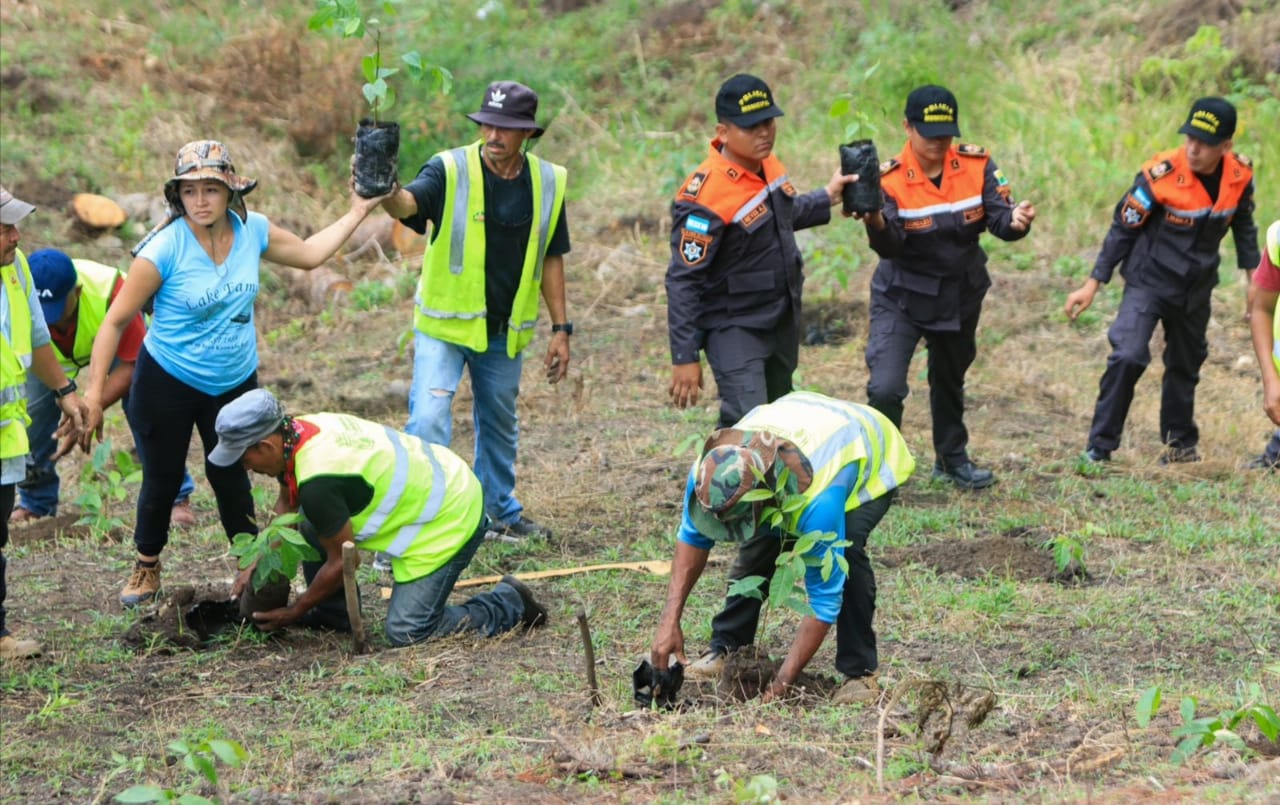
left=0, top=634, right=43, bottom=660
left=170, top=500, right=196, bottom=529
left=832, top=673, right=880, bottom=705
left=7, top=506, right=45, bottom=525
left=121, top=561, right=162, bottom=608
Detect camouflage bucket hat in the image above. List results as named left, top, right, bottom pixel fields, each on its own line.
left=162, top=140, right=257, bottom=222
left=135, top=140, right=259, bottom=257
left=688, top=429, right=814, bottom=543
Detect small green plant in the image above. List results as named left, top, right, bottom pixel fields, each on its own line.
left=229, top=512, right=319, bottom=593
left=308, top=0, right=451, bottom=122
left=1136, top=682, right=1280, bottom=764
left=114, top=737, right=247, bottom=804
left=715, top=769, right=782, bottom=804
left=827, top=62, right=883, bottom=141
left=75, top=439, right=141, bottom=537
left=1043, top=522, right=1097, bottom=575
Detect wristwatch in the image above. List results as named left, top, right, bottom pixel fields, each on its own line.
left=52, top=379, right=77, bottom=399
left=551, top=321, right=574, bottom=336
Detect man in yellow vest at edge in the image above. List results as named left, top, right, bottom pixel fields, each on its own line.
left=380, top=80, right=571, bottom=543
left=1245, top=218, right=1280, bottom=470
left=215, top=388, right=548, bottom=645
left=11, top=249, right=196, bottom=525
left=1, top=187, right=87, bottom=660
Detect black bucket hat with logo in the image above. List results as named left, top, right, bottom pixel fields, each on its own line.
left=467, top=81, right=546, bottom=138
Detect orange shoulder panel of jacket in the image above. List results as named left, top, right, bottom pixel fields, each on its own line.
left=679, top=160, right=775, bottom=222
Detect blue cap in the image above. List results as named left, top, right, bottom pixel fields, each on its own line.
left=28, top=249, right=78, bottom=324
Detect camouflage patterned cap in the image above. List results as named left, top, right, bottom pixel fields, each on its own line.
left=688, top=429, right=813, bottom=543
left=135, top=140, right=259, bottom=257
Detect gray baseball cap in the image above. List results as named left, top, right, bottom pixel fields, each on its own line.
left=0, top=186, right=37, bottom=225
left=209, top=388, right=285, bottom=467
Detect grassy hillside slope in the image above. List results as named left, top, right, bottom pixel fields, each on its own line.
left=2, top=1, right=1279, bottom=802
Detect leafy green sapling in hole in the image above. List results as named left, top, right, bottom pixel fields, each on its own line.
left=726, top=464, right=850, bottom=640
left=229, top=512, right=320, bottom=593
left=308, top=0, right=452, bottom=123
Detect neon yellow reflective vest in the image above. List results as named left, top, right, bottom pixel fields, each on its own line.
left=2, top=249, right=36, bottom=460
left=292, top=413, right=484, bottom=583
left=1269, top=220, right=1280, bottom=373
left=734, top=391, right=916, bottom=529
left=52, top=259, right=120, bottom=374
left=413, top=140, right=567, bottom=357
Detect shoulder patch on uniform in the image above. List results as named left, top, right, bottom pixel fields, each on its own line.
left=879, top=158, right=900, bottom=175
left=1146, top=160, right=1174, bottom=182
left=1234, top=152, right=1252, bottom=168
left=957, top=143, right=986, bottom=156
left=680, top=171, right=708, bottom=200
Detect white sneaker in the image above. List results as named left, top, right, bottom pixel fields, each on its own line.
left=686, top=650, right=726, bottom=679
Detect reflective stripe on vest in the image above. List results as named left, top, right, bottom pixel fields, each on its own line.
left=414, top=141, right=567, bottom=357
left=1270, top=221, right=1280, bottom=372
left=1, top=249, right=35, bottom=458
left=734, top=391, right=915, bottom=522
left=57, top=259, right=120, bottom=372
left=291, top=413, right=483, bottom=583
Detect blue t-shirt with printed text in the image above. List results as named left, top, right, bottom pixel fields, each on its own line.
left=137, top=212, right=270, bottom=395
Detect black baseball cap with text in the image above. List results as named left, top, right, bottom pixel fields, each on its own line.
left=904, top=85, right=961, bottom=138
left=715, top=74, right=785, bottom=128
left=1178, top=97, right=1236, bottom=146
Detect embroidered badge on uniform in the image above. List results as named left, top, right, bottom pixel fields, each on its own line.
left=1120, top=195, right=1149, bottom=228
left=725, top=166, right=741, bottom=181
left=685, top=215, right=710, bottom=234
left=994, top=169, right=1009, bottom=186
left=957, top=143, right=987, bottom=156
left=963, top=206, right=985, bottom=224
left=679, top=231, right=712, bottom=265
left=682, top=172, right=707, bottom=199
left=880, top=159, right=900, bottom=175
left=1165, top=212, right=1193, bottom=227
left=1147, top=160, right=1174, bottom=181
left=780, top=181, right=797, bottom=197
left=903, top=216, right=934, bottom=231
left=740, top=203, right=770, bottom=229
left=1235, top=153, right=1252, bottom=168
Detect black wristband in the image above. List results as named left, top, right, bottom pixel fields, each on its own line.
left=551, top=321, right=574, bottom=335
left=53, top=379, right=77, bottom=399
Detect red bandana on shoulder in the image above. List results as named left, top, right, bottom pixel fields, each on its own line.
left=280, top=418, right=321, bottom=508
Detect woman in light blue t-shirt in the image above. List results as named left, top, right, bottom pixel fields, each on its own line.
left=81, top=140, right=387, bottom=608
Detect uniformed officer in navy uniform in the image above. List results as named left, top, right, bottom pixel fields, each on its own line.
left=1065, top=97, right=1259, bottom=464
left=859, top=86, right=1036, bottom=490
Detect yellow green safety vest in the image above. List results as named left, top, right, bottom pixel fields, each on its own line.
left=413, top=140, right=567, bottom=357
left=53, top=259, right=120, bottom=374
left=292, top=413, right=484, bottom=583
left=1269, top=220, right=1280, bottom=373
left=1, top=248, right=35, bottom=460
left=734, top=391, right=916, bottom=529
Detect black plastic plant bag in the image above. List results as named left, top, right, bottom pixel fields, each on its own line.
left=839, top=139, right=881, bottom=215
left=353, top=119, right=400, bottom=198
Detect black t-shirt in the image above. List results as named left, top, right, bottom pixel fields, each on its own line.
left=1194, top=161, right=1224, bottom=203
left=297, top=475, right=375, bottom=541
left=400, top=151, right=570, bottom=329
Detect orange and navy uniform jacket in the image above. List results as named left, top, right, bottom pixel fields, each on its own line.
left=1091, top=146, right=1258, bottom=302
left=665, top=139, right=830, bottom=364
left=866, top=141, right=1027, bottom=331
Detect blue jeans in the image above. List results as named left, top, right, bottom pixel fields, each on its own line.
left=406, top=330, right=524, bottom=525
left=383, top=518, right=524, bottom=646
left=19, top=370, right=194, bottom=516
